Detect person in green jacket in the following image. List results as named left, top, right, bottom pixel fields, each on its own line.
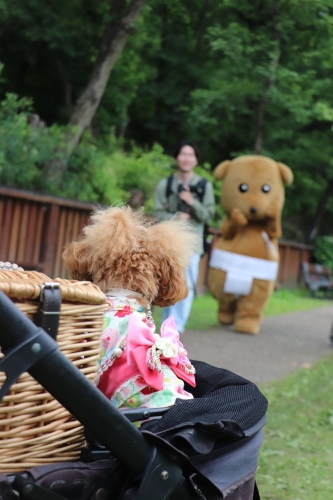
left=154, top=141, right=215, bottom=333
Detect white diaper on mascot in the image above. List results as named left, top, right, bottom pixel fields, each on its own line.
left=208, top=155, right=293, bottom=335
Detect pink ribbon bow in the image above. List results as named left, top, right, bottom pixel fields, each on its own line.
left=126, top=315, right=196, bottom=391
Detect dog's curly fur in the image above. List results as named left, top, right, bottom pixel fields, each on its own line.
left=63, top=206, right=200, bottom=307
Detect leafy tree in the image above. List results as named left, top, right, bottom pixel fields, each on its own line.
left=1, top=0, right=333, bottom=240
left=0, top=72, right=168, bottom=208
left=67, top=0, right=147, bottom=158
left=187, top=0, right=333, bottom=239
left=314, top=235, right=333, bottom=271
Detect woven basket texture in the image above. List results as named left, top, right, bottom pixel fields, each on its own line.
left=0, top=270, right=108, bottom=472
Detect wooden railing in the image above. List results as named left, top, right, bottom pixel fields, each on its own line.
left=0, top=186, right=312, bottom=287
left=277, top=240, right=313, bottom=287
left=0, top=186, right=95, bottom=278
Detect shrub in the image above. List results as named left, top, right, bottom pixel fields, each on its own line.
left=0, top=84, right=221, bottom=225
left=314, top=235, right=333, bottom=272
left=0, top=93, right=65, bottom=191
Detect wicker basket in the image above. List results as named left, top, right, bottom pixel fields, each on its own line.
left=0, top=270, right=109, bottom=472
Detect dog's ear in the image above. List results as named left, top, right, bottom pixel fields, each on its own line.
left=214, top=160, right=231, bottom=180
left=62, top=241, right=93, bottom=281
left=277, top=162, right=293, bottom=184
left=147, top=218, right=199, bottom=307
left=153, top=258, right=189, bottom=308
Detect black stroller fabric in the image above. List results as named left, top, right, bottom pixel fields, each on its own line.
left=1, top=460, right=124, bottom=500
left=146, top=360, right=268, bottom=434
left=139, top=361, right=267, bottom=498
left=2, top=361, right=267, bottom=500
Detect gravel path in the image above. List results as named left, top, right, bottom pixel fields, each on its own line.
left=182, top=306, right=333, bottom=384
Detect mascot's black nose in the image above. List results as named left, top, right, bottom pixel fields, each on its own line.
left=250, top=207, right=257, bottom=214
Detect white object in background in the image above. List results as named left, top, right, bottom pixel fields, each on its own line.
left=209, top=249, right=278, bottom=296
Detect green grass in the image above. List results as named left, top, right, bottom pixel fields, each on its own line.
left=264, top=288, right=331, bottom=317
left=152, top=288, right=331, bottom=332
left=257, top=354, right=333, bottom=499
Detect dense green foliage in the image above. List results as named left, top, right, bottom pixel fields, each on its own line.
left=314, top=235, right=333, bottom=272
left=0, top=0, right=333, bottom=243
left=0, top=87, right=222, bottom=219
left=0, top=89, right=165, bottom=206
left=0, top=92, right=63, bottom=191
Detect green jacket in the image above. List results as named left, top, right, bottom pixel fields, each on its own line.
left=153, top=173, right=215, bottom=255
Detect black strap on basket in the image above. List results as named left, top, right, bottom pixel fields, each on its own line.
left=34, top=282, right=62, bottom=340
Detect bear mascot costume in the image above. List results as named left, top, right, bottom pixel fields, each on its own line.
left=208, top=155, right=293, bottom=335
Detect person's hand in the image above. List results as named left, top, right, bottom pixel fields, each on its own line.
left=177, top=212, right=191, bottom=221
left=178, top=185, right=195, bottom=206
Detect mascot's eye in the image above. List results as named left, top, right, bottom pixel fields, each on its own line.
left=262, top=184, right=270, bottom=193
left=239, top=183, right=248, bottom=193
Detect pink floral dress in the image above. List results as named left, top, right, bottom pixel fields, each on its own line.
left=96, top=290, right=195, bottom=411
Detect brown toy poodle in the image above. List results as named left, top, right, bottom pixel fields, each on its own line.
left=63, top=206, right=199, bottom=415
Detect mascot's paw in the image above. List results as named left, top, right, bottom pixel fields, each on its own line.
left=231, top=208, right=248, bottom=226
left=218, top=311, right=235, bottom=325
left=266, top=200, right=279, bottom=220
left=234, top=318, right=260, bottom=335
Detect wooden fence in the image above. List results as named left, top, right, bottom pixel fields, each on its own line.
left=0, top=186, right=95, bottom=278
left=0, top=186, right=312, bottom=287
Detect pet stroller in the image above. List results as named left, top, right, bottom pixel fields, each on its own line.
left=0, top=290, right=267, bottom=500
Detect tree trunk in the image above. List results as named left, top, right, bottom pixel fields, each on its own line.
left=306, top=179, right=333, bottom=243
left=253, top=0, right=280, bottom=155
left=66, top=0, right=147, bottom=158
left=56, top=59, right=72, bottom=113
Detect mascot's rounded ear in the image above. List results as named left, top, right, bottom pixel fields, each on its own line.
left=213, top=160, right=231, bottom=180
left=277, top=162, right=293, bottom=185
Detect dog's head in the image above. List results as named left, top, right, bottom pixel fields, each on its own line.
left=214, top=155, right=293, bottom=221
left=63, top=206, right=200, bottom=307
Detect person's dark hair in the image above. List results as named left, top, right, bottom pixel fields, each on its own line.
left=173, top=140, right=200, bottom=161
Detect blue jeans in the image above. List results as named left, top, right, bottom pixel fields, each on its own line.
left=161, top=253, right=201, bottom=333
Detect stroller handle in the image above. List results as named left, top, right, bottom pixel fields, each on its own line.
left=0, top=291, right=152, bottom=475
left=0, top=292, right=201, bottom=499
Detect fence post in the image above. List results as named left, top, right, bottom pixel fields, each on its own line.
left=42, top=204, right=60, bottom=277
